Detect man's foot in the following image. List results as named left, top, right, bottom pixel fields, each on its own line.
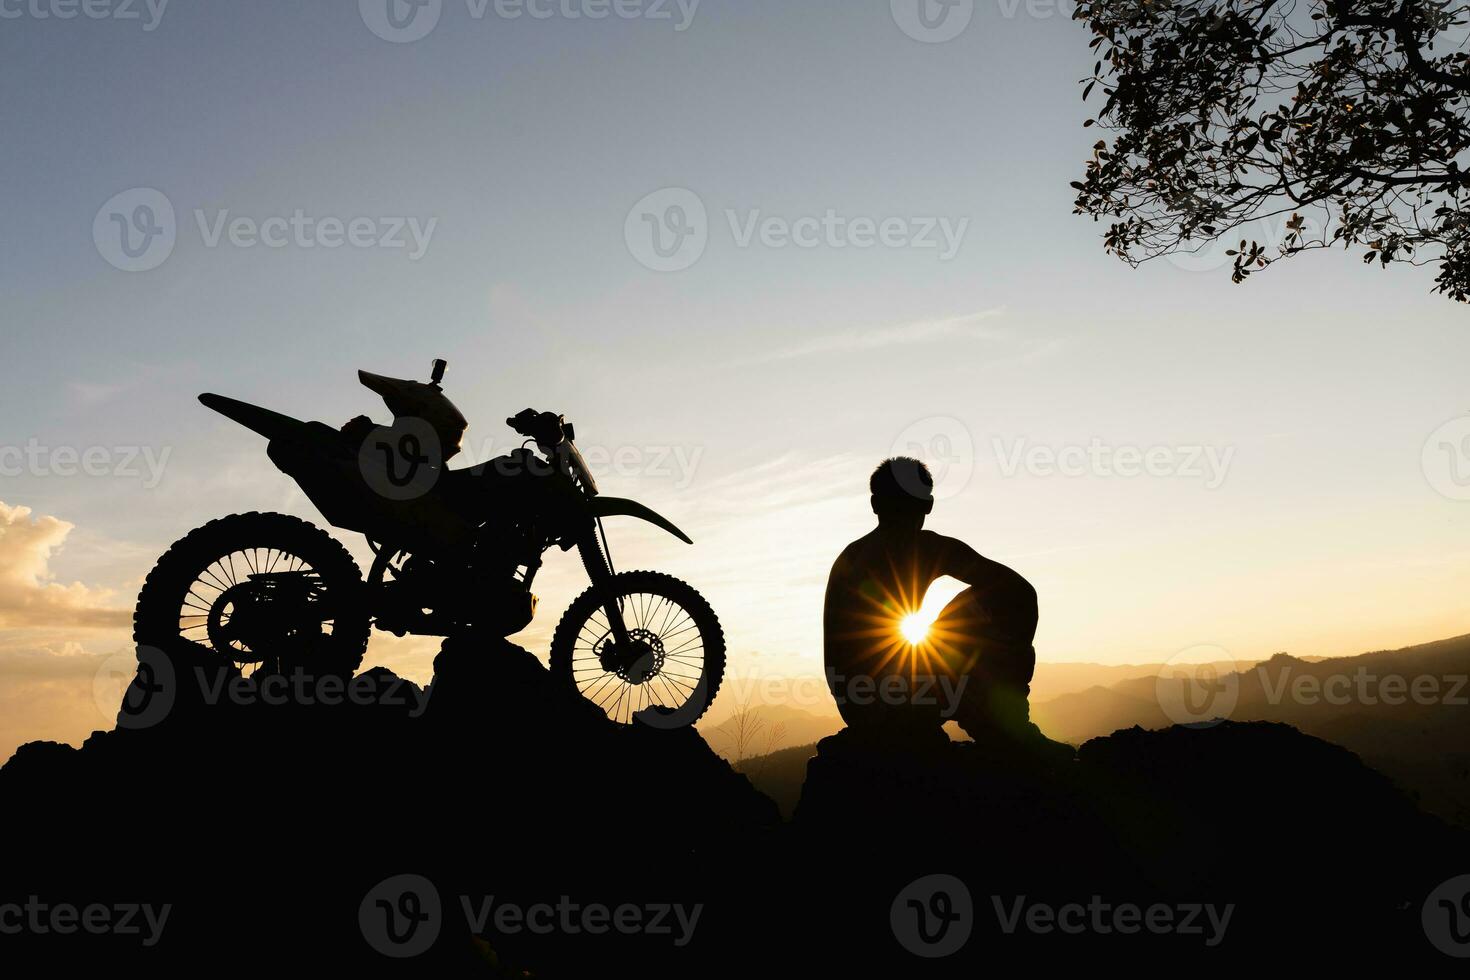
left=961, top=719, right=1076, bottom=768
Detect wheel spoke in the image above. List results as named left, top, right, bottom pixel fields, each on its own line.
left=560, top=583, right=719, bottom=725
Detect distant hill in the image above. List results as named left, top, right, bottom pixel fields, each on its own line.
left=735, top=741, right=819, bottom=818
left=1029, top=658, right=1260, bottom=702
left=699, top=703, right=841, bottom=763
left=1032, top=633, right=1470, bottom=826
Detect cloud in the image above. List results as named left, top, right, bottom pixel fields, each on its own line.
left=0, top=502, right=129, bottom=629
left=751, top=309, right=1007, bottom=363
left=642, top=452, right=873, bottom=672
left=0, top=642, right=119, bottom=763
left=65, top=380, right=130, bottom=408
left=64, top=360, right=177, bottom=410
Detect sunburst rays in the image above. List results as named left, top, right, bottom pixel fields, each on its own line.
left=833, top=551, right=978, bottom=684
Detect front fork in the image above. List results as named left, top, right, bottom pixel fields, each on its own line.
left=578, top=528, right=630, bottom=646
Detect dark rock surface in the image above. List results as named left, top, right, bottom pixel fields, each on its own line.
left=0, top=638, right=779, bottom=974
left=3, top=642, right=1465, bottom=973
left=781, top=719, right=1467, bottom=970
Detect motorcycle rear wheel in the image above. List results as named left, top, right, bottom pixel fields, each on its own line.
left=550, top=570, right=725, bottom=728
left=133, top=512, right=370, bottom=678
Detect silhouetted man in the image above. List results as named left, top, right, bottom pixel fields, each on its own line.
left=823, top=457, right=1063, bottom=756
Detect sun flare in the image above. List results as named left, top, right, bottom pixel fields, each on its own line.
left=898, top=613, right=931, bottom=646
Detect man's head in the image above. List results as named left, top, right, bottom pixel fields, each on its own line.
left=870, top=457, right=935, bottom=529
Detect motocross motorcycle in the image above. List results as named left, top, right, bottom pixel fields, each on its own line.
left=132, top=359, right=725, bottom=726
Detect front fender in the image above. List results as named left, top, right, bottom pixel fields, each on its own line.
left=586, top=497, right=694, bottom=545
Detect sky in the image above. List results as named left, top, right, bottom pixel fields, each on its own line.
left=3, top=0, right=1470, bottom=757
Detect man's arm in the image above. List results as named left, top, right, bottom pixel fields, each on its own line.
left=927, top=532, right=1038, bottom=633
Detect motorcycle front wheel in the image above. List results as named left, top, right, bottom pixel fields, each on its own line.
left=550, top=570, right=725, bottom=728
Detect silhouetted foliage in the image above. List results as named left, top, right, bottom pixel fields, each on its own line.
left=1073, top=0, right=1470, bottom=299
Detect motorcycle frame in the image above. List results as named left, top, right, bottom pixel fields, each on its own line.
left=197, top=391, right=696, bottom=646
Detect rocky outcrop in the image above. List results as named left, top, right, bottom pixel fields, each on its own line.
left=0, top=638, right=779, bottom=973
left=3, top=643, right=1465, bottom=972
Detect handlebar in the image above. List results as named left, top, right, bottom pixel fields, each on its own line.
left=507, top=408, right=598, bottom=496
left=506, top=409, right=565, bottom=447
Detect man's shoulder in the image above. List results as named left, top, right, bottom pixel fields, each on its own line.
left=830, top=531, right=879, bottom=575
left=917, top=528, right=966, bottom=555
